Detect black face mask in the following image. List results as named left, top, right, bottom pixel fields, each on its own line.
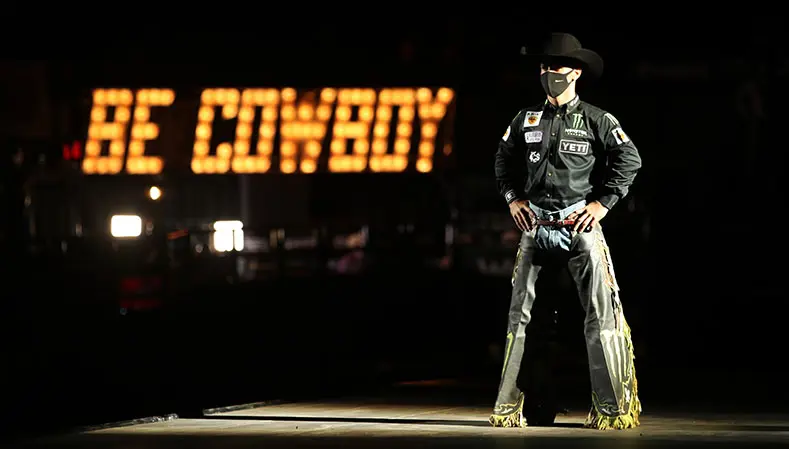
left=540, top=71, right=574, bottom=98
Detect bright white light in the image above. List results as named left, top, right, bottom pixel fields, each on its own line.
left=148, top=186, right=162, bottom=200
left=212, top=220, right=244, bottom=252
left=111, top=215, right=142, bottom=238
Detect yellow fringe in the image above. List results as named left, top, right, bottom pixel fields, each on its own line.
left=489, top=393, right=525, bottom=428
left=583, top=401, right=640, bottom=430
left=488, top=411, right=524, bottom=428
left=583, top=319, right=642, bottom=430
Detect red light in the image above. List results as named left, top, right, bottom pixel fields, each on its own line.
left=120, top=277, right=144, bottom=293
left=71, top=141, right=82, bottom=160
left=63, top=141, right=82, bottom=161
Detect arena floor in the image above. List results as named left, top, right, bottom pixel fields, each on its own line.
left=12, top=381, right=789, bottom=449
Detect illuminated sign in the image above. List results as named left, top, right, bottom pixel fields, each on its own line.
left=83, top=87, right=455, bottom=175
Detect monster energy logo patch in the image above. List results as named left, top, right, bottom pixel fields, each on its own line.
left=565, top=113, right=588, bottom=137
left=565, top=128, right=588, bottom=137
left=571, top=113, right=584, bottom=129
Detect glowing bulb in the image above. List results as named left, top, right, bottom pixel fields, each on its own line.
left=148, top=186, right=162, bottom=200
left=111, top=215, right=142, bottom=238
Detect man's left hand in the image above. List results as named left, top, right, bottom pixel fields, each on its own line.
left=567, top=201, right=609, bottom=233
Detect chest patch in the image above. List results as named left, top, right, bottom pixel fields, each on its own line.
left=524, top=131, right=543, bottom=143
left=523, top=111, right=543, bottom=127
left=558, top=139, right=590, bottom=155
left=564, top=128, right=588, bottom=137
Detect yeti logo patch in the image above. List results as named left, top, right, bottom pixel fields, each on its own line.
left=558, top=139, right=590, bottom=155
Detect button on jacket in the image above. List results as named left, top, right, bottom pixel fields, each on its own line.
left=494, top=95, right=642, bottom=211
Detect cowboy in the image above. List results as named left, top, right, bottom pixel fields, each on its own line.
left=490, top=32, right=643, bottom=430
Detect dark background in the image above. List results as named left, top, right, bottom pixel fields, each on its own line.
left=1, top=15, right=786, bottom=440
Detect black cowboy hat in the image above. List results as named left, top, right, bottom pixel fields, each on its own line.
left=521, top=32, right=604, bottom=80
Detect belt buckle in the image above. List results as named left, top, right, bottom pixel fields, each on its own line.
left=547, top=212, right=560, bottom=222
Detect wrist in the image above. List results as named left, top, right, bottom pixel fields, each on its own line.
left=597, top=194, right=619, bottom=210
left=504, top=190, right=519, bottom=204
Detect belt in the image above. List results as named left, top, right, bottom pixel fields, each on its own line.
left=534, top=218, right=592, bottom=232
left=535, top=219, right=575, bottom=227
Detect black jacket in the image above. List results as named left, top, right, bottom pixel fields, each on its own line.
left=494, top=95, right=642, bottom=211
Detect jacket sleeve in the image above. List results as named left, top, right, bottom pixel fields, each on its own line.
left=592, top=111, right=642, bottom=210
left=494, top=112, right=525, bottom=204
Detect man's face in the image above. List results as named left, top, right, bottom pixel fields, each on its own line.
left=539, top=60, right=583, bottom=99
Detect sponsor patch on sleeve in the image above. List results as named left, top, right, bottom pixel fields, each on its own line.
left=611, top=127, right=630, bottom=145
left=502, top=126, right=511, bottom=141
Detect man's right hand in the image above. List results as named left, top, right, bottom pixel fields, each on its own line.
left=508, top=199, right=537, bottom=232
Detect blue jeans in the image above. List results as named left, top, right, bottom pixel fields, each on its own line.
left=529, top=200, right=586, bottom=251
